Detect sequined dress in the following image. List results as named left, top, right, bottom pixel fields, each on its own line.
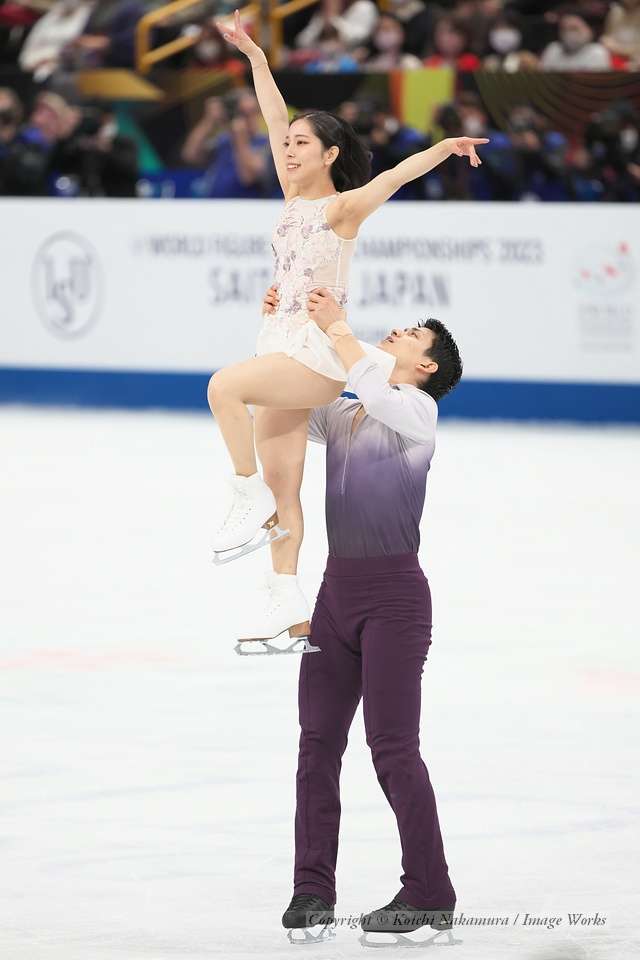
left=256, top=193, right=395, bottom=383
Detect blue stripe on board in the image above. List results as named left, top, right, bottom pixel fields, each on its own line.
left=0, top=366, right=639, bottom=423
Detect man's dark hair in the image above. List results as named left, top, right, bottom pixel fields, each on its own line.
left=416, top=319, right=463, bottom=402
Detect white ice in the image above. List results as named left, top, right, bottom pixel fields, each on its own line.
left=1, top=406, right=639, bottom=960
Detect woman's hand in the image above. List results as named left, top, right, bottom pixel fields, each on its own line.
left=262, top=285, right=279, bottom=316
left=446, top=136, right=490, bottom=168
left=216, top=8, right=261, bottom=61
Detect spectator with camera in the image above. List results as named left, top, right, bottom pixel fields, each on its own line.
left=50, top=102, right=138, bottom=195
left=0, top=89, right=74, bottom=193
left=0, top=86, right=22, bottom=146
left=181, top=89, right=277, bottom=199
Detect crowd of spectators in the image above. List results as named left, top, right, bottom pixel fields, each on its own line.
left=0, top=86, right=138, bottom=195
left=173, top=86, right=640, bottom=201
left=0, top=1, right=639, bottom=198
left=0, top=1, right=639, bottom=78
left=2, top=80, right=639, bottom=199
left=283, top=0, right=640, bottom=72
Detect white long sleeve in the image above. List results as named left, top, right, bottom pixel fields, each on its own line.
left=295, top=0, right=378, bottom=49
left=19, top=3, right=93, bottom=72
left=346, top=356, right=437, bottom=445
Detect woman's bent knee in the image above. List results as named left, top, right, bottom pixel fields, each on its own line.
left=207, top=370, right=228, bottom=411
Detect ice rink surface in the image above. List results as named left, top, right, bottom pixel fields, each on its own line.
left=1, top=406, right=639, bottom=960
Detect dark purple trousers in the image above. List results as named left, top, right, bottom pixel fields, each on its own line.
left=294, top=553, right=456, bottom=910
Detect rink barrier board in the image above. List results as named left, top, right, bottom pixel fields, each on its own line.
left=0, top=367, right=638, bottom=424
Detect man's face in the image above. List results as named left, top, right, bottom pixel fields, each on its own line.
left=0, top=91, right=19, bottom=143
left=378, top=326, right=437, bottom=383
left=30, top=102, right=63, bottom=142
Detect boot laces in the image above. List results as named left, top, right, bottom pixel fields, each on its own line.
left=216, top=488, right=252, bottom=534
left=290, top=894, right=328, bottom=909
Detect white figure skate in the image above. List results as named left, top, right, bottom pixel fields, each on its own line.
left=235, top=572, right=321, bottom=656
left=212, top=473, right=289, bottom=565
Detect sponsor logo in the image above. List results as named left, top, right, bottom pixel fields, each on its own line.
left=32, top=232, right=102, bottom=338
left=573, top=241, right=634, bottom=297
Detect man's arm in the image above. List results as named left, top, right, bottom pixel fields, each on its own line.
left=307, top=406, right=329, bottom=445
left=307, top=289, right=436, bottom=445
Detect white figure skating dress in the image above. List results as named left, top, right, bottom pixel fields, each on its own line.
left=256, top=193, right=395, bottom=382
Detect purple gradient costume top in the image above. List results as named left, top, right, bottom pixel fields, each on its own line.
left=308, top=355, right=438, bottom=558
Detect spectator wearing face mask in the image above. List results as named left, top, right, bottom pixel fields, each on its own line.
left=540, top=10, right=611, bottom=70
left=303, top=23, right=359, bottom=71
left=382, top=0, right=437, bottom=58
left=364, top=13, right=422, bottom=70
left=423, top=15, right=481, bottom=70
left=368, top=103, right=429, bottom=198
left=483, top=11, right=539, bottom=70
left=18, top=0, right=94, bottom=81
left=294, top=0, right=378, bottom=50
left=602, top=0, right=640, bottom=69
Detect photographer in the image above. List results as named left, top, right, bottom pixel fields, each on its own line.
left=0, top=86, right=22, bottom=144
left=181, top=89, right=276, bottom=198
left=50, top=102, right=138, bottom=196
left=0, top=89, right=74, bottom=195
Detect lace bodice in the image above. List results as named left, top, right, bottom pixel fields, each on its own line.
left=270, top=194, right=356, bottom=331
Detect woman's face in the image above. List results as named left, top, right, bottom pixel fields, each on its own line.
left=284, top=118, right=337, bottom=184
left=373, top=16, right=404, bottom=53
left=435, top=20, right=465, bottom=57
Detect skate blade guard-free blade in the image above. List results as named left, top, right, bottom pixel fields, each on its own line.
left=235, top=634, right=321, bottom=656
left=212, top=522, right=289, bottom=565
left=287, top=927, right=336, bottom=945
left=359, top=929, right=457, bottom=949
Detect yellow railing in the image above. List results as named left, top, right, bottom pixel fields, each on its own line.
left=137, top=0, right=387, bottom=75
left=269, top=0, right=391, bottom=65
left=136, top=0, right=259, bottom=75
left=269, top=0, right=318, bottom=68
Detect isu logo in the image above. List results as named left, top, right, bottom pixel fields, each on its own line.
left=32, top=232, right=102, bottom=338
left=573, top=241, right=634, bottom=297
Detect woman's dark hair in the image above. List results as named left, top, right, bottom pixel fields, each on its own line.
left=417, top=318, right=463, bottom=402
left=290, top=110, right=372, bottom=191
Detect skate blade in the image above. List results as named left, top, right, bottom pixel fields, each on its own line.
left=212, top=524, right=289, bottom=566
left=359, top=929, right=457, bottom=948
left=287, top=926, right=336, bottom=945
left=235, top=635, right=321, bottom=657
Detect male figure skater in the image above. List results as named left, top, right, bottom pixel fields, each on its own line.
left=261, top=285, right=462, bottom=938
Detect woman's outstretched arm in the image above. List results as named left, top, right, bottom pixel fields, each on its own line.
left=217, top=9, right=292, bottom=197
left=333, top=136, right=489, bottom=234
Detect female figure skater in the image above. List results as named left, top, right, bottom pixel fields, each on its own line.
left=209, top=10, right=487, bottom=652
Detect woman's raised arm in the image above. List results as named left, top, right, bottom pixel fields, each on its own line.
left=333, top=136, right=490, bottom=235
left=217, top=9, right=292, bottom=197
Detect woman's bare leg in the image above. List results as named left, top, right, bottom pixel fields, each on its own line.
left=254, top=407, right=310, bottom=577
left=207, top=353, right=344, bottom=476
